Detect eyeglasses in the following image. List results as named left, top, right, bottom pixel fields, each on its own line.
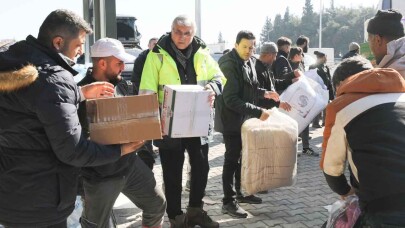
left=172, top=29, right=193, bottom=38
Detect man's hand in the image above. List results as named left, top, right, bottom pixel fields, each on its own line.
left=294, top=69, right=303, bottom=78
left=81, top=82, right=115, bottom=99
left=264, top=91, right=280, bottom=102
left=279, top=102, right=292, bottom=112
left=259, top=109, right=270, bottom=121
left=340, top=186, right=356, bottom=200
left=204, top=85, right=216, bottom=107
left=120, top=140, right=145, bottom=156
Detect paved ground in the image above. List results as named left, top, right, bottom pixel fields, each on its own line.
left=113, top=126, right=339, bottom=228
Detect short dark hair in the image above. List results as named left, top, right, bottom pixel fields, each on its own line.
left=332, top=56, right=373, bottom=88
left=314, top=50, right=326, bottom=58
left=236, top=30, right=255, bottom=44
left=288, top=47, right=303, bottom=60
left=38, top=9, right=92, bottom=48
left=296, top=35, right=309, bottom=46
left=277, top=37, right=292, bottom=47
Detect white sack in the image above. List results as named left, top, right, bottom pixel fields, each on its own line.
left=241, top=108, right=298, bottom=195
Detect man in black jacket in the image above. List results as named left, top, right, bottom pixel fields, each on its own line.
left=218, top=30, right=280, bottom=218
left=256, top=41, right=297, bottom=110
left=341, top=42, right=360, bottom=60
left=272, top=37, right=292, bottom=85
left=271, top=37, right=302, bottom=94
left=131, top=37, right=158, bottom=93
left=309, top=51, right=334, bottom=128
left=130, top=37, right=159, bottom=165
left=77, top=38, right=166, bottom=228
left=0, top=10, right=144, bottom=227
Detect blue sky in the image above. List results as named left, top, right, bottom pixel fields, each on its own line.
left=1, top=0, right=379, bottom=49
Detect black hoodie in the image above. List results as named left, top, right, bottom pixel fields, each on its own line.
left=0, top=36, right=121, bottom=227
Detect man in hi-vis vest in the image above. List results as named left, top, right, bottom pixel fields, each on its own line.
left=139, top=15, right=224, bottom=228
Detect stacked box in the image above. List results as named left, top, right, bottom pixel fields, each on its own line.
left=161, top=85, right=211, bottom=138
left=87, top=94, right=162, bottom=145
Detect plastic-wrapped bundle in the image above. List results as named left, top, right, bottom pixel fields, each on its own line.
left=67, top=196, right=83, bottom=228
left=241, top=108, right=298, bottom=195
left=279, top=74, right=328, bottom=134
left=326, top=195, right=361, bottom=228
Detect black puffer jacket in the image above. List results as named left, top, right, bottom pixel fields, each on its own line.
left=217, top=49, right=265, bottom=135
left=0, top=36, right=121, bottom=227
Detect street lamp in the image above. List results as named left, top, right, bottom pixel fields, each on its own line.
left=195, top=0, right=201, bottom=38
left=319, top=0, right=323, bottom=48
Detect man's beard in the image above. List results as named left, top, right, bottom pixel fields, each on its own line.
left=106, top=71, right=122, bottom=86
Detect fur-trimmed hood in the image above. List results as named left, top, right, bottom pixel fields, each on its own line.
left=0, top=35, right=77, bottom=93
left=0, top=65, right=38, bottom=92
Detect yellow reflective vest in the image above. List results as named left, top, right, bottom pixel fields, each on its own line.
left=139, top=42, right=225, bottom=104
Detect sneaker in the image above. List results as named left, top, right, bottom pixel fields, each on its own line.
left=302, top=148, right=319, bottom=157
left=187, top=204, right=219, bottom=228
left=169, top=213, right=187, bottom=228
left=222, top=201, right=248, bottom=218
left=236, top=194, right=262, bottom=204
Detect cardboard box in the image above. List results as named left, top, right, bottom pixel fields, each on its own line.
left=161, top=85, right=211, bottom=138
left=86, top=94, right=162, bottom=144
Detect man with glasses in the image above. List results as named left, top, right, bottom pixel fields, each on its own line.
left=139, top=15, right=224, bottom=228
left=367, top=9, right=405, bottom=76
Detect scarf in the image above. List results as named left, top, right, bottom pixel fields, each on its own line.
left=170, top=41, right=193, bottom=70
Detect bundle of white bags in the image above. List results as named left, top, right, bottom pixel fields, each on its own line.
left=241, top=70, right=329, bottom=194
left=241, top=108, right=298, bottom=195
left=279, top=69, right=329, bottom=134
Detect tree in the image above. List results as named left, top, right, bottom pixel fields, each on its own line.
left=272, top=14, right=283, bottom=41
left=300, top=0, right=318, bottom=47
left=259, top=1, right=375, bottom=57
left=260, top=16, right=273, bottom=43
left=218, top=31, right=225, bottom=43
left=282, top=7, right=300, bottom=41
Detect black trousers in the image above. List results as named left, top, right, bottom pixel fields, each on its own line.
left=354, top=210, right=405, bottom=227
left=159, top=137, right=209, bottom=219
left=222, top=134, right=242, bottom=204
left=137, top=140, right=155, bottom=170
left=4, top=220, right=67, bottom=228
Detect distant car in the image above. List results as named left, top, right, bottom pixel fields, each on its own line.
left=73, top=48, right=142, bottom=83
left=121, top=48, right=142, bottom=81
left=210, top=53, right=223, bottom=62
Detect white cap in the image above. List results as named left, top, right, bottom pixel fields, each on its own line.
left=91, top=38, right=136, bottom=62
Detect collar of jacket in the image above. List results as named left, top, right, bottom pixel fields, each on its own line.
left=278, top=50, right=288, bottom=58
left=152, top=33, right=206, bottom=55
left=336, top=68, right=405, bottom=96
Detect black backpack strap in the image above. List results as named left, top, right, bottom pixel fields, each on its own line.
left=115, top=80, right=136, bottom=97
